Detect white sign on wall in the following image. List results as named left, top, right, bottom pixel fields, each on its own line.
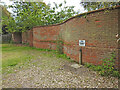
left=79, top=40, right=85, bottom=46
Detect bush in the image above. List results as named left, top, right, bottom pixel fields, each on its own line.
left=84, top=52, right=120, bottom=78
left=84, top=63, right=92, bottom=68
left=94, top=66, right=102, bottom=71
left=100, top=53, right=116, bottom=76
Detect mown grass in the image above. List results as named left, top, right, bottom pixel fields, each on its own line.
left=2, top=44, right=35, bottom=74
left=2, top=44, right=73, bottom=74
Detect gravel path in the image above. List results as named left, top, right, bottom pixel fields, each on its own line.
left=2, top=52, right=118, bottom=88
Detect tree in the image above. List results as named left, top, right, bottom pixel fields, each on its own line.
left=80, top=2, right=120, bottom=11
left=0, top=5, right=11, bottom=34
left=2, top=1, right=79, bottom=33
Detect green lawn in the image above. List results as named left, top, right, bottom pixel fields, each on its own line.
left=2, top=44, right=72, bottom=74
left=2, top=44, right=35, bottom=74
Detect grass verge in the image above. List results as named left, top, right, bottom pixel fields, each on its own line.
left=2, top=44, right=73, bottom=74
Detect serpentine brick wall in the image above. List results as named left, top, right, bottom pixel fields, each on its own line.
left=22, top=7, right=120, bottom=67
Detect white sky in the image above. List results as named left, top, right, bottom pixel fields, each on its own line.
left=43, top=0, right=86, bottom=13
left=0, top=0, right=86, bottom=14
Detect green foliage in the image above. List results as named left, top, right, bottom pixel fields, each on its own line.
left=22, top=42, right=29, bottom=46
left=84, top=53, right=120, bottom=78
left=100, top=53, right=116, bottom=76
left=56, top=34, right=64, bottom=54
left=0, top=5, right=10, bottom=18
left=84, top=63, right=92, bottom=68
left=2, top=1, right=79, bottom=32
left=81, top=2, right=120, bottom=11
left=9, top=39, right=15, bottom=44
left=56, top=53, right=66, bottom=58
left=56, top=40, right=64, bottom=54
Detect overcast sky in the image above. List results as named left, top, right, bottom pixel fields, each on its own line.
left=43, top=0, right=86, bottom=13
left=0, top=0, right=86, bottom=13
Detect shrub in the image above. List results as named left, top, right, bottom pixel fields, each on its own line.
left=100, top=53, right=116, bottom=76
left=84, top=52, right=120, bottom=78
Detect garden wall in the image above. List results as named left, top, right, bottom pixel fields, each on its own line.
left=33, top=25, right=61, bottom=50
left=62, top=8, right=119, bottom=66
left=12, top=32, right=22, bottom=43
left=22, top=6, right=120, bottom=67
left=22, top=29, right=33, bottom=46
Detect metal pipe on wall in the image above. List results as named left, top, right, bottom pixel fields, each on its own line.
left=79, top=48, right=82, bottom=65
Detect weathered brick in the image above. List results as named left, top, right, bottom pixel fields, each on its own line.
left=20, top=7, right=120, bottom=68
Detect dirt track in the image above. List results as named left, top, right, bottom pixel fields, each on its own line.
left=2, top=52, right=118, bottom=88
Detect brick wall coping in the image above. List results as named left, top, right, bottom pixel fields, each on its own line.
left=33, top=5, right=120, bottom=28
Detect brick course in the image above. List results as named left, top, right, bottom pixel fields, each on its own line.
left=21, top=7, right=120, bottom=68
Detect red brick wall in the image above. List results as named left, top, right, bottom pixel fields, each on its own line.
left=62, top=9, right=119, bottom=67
left=33, top=25, right=61, bottom=50
left=12, top=32, right=22, bottom=43
left=22, top=29, right=33, bottom=47
left=22, top=7, right=120, bottom=67
left=22, top=32, right=28, bottom=44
